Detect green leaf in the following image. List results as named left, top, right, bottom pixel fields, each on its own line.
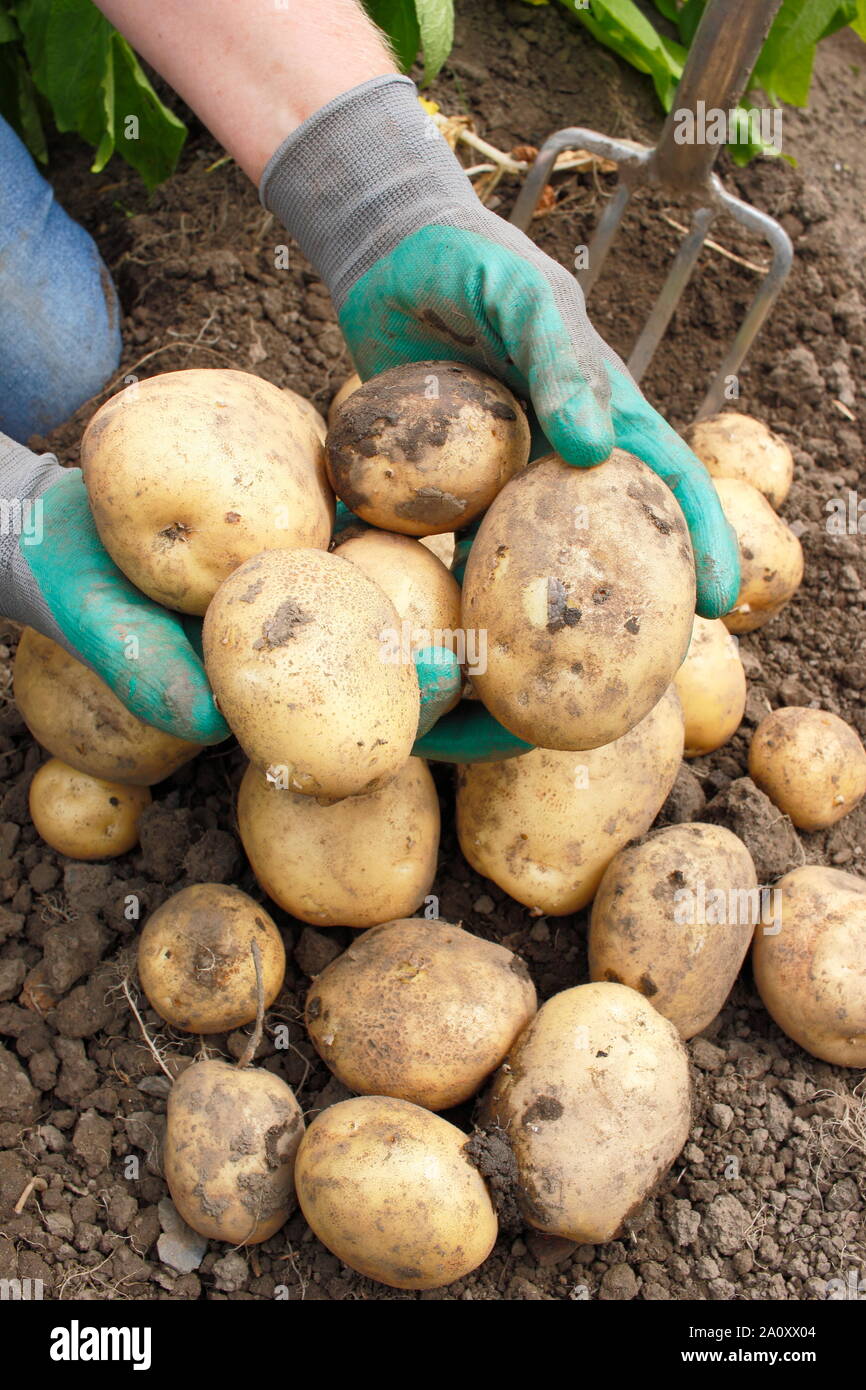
left=0, top=9, right=20, bottom=41
left=14, top=0, right=185, bottom=187
left=559, top=0, right=686, bottom=109
left=752, top=0, right=854, bottom=105
left=415, top=0, right=454, bottom=83
left=363, top=0, right=421, bottom=71
left=853, top=0, right=866, bottom=38
left=108, top=33, right=186, bottom=187
left=650, top=0, right=679, bottom=22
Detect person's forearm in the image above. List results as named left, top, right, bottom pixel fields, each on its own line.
left=95, top=0, right=397, bottom=183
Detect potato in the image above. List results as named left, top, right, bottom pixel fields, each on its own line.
left=457, top=685, right=684, bottom=914
left=333, top=528, right=462, bottom=662
left=81, top=369, right=334, bottom=615
left=682, top=412, right=793, bottom=510
left=748, top=706, right=866, bottom=831
left=204, top=549, right=419, bottom=798
left=484, top=983, right=690, bottom=1243
left=286, top=386, right=327, bottom=443
left=713, top=477, right=803, bottom=633
left=673, top=615, right=746, bottom=757
left=164, top=1059, right=304, bottom=1243
left=462, top=451, right=695, bottom=749
left=752, top=866, right=866, bottom=1066
left=237, top=757, right=439, bottom=927
left=138, top=884, right=285, bottom=1033
left=589, top=823, right=757, bottom=1038
left=13, top=628, right=201, bottom=785
left=326, top=360, right=530, bottom=536
left=327, top=371, right=362, bottom=428
left=306, top=919, right=536, bottom=1109
left=294, top=1096, right=497, bottom=1288
left=29, top=758, right=150, bottom=860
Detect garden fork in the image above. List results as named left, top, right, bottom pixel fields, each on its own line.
left=510, top=0, right=793, bottom=419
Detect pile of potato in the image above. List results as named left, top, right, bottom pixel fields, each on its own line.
left=10, top=363, right=866, bottom=1292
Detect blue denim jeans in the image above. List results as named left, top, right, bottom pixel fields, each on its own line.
left=0, top=116, right=122, bottom=443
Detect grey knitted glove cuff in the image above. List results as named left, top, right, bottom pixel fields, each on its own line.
left=259, top=74, right=481, bottom=310
left=0, top=431, right=66, bottom=627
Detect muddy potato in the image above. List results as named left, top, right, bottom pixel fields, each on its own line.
left=753, top=866, right=866, bottom=1066
left=81, top=369, right=334, bottom=614
left=327, top=371, right=362, bottom=427
left=484, top=983, right=691, bottom=1243
left=334, top=528, right=462, bottom=663
left=138, top=884, right=285, bottom=1033
left=237, top=757, right=439, bottom=927
left=589, top=824, right=758, bottom=1038
left=29, top=758, right=150, bottom=860
left=748, top=706, right=866, bottom=831
left=164, top=1059, right=304, bottom=1243
left=457, top=685, right=684, bottom=914
left=463, top=451, right=695, bottom=749
left=713, top=477, right=803, bottom=633
left=683, top=412, right=793, bottom=509
left=326, top=360, right=530, bottom=536
left=13, top=628, right=201, bottom=785
left=204, top=549, right=419, bottom=798
left=306, top=919, right=536, bottom=1109
left=294, top=1096, right=497, bottom=1288
left=673, top=615, right=746, bottom=757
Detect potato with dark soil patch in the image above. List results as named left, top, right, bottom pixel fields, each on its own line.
left=164, top=1059, right=303, bottom=1244
left=326, top=360, right=530, bottom=535
left=748, top=706, right=866, bottom=830
left=462, top=451, right=695, bottom=749
left=483, top=983, right=691, bottom=1243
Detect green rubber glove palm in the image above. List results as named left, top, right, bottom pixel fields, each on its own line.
left=263, top=76, right=739, bottom=763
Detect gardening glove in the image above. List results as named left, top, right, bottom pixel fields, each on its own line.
left=261, top=75, right=739, bottom=760
left=0, top=434, right=228, bottom=744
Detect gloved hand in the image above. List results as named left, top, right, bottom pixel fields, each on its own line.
left=0, top=437, right=460, bottom=749
left=0, top=434, right=228, bottom=744
left=262, top=75, right=740, bottom=762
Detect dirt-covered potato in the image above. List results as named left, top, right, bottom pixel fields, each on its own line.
left=462, top=451, right=695, bottom=749
left=204, top=549, right=419, bottom=798
left=673, top=615, right=746, bottom=757
left=138, top=884, right=285, bottom=1033
left=306, top=919, right=536, bottom=1109
left=326, top=360, right=530, bottom=536
left=713, top=477, right=803, bottom=633
left=682, top=412, right=794, bottom=509
left=327, top=371, right=361, bottom=428
left=752, top=866, right=866, bottom=1066
left=334, top=528, right=462, bottom=664
left=164, top=1059, right=304, bottom=1244
left=484, top=982, right=690, bottom=1243
left=294, top=1096, right=497, bottom=1288
left=589, top=823, right=758, bottom=1038
left=29, top=758, right=150, bottom=860
left=457, top=685, right=684, bottom=914
left=13, top=627, right=201, bottom=785
left=237, top=758, right=439, bottom=928
left=81, top=369, right=334, bottom=614
left=748, top=706, right=866, bottom=831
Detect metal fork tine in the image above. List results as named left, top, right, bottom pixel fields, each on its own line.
left=627, top=205, right=715, bottom=382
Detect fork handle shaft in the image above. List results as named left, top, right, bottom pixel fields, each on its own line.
left=652, top=0, right=783, bottom=191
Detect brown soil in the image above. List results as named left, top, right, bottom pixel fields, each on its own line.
left=1, top=0, right=864, bottom=1302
